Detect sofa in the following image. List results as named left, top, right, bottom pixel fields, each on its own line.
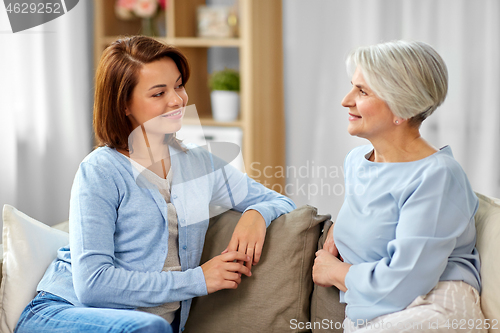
left=1, top=192, right=500, bottom=333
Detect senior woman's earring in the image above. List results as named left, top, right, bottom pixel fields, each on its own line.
left=395, top=120, right=399, bottom=124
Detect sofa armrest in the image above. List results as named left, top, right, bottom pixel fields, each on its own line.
left=0, top=248, right=3, bottom=287
left=474, top=192, right=500, bottom=330
left=184, top=206, right=331, bottom=333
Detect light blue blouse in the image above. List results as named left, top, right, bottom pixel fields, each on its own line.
left=335, top=145, right=480, bottom=323
left=37, top=145, right=296, bottom=330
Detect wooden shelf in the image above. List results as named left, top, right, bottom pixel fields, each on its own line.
left=168, top=37, right=241, bottom=48
left=100, top=37, right=241, bottom=48
left=99, top=36, right=164, bottom=45
left=94, top=0, right=285, bottom=190
left=183, top=117, right=243, bottom=128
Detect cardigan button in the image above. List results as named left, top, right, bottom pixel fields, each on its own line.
left=183, top=245, right=187, bottom=250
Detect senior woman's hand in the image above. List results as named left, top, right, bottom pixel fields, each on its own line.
left=313, top=249, right=351, bottom=292
left=222, top=209, right=267, bottom=271
left=323, top=223, right=339, bottom=257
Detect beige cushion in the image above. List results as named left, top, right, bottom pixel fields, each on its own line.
left=310, top=220, right=345, bottom=332
left=474, top=192, right=500, bottom=330
left=0, top=205, right=69, bottom=333
left=184, top=205, right=330, bottom=333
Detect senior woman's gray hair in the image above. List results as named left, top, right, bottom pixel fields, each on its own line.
left=346, top=40, right=448, bottom=126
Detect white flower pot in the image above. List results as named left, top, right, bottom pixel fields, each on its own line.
left=211, top=90, right=240, bottom=122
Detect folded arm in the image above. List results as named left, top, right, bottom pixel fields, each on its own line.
left=210, top=156, right=296, bottom=270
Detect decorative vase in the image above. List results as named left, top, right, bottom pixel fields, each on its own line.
left=211, top=91, right=240, bottom=122
left=141, top=17, right=157, bottom=36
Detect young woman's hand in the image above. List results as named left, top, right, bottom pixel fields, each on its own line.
left=201, top=251, right=252, bottom=294
left=323, top=223, right=339, bottom=257
left=222, top=209, right=267, bottom=270
left=313, top=249, right=350, bottom=292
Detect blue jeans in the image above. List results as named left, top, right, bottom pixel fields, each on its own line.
left=15, top=291, right=175, bottom=333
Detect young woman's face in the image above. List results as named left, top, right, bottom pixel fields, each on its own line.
left=126, top=57, right=188, bottom=135
left=341, top=67, right=396, bottom=140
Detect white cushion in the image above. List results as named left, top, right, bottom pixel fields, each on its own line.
left=0, top=205, right=69, bottom=333
left=475, top=192, right=500, bottom=329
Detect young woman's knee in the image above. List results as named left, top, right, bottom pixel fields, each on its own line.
left=129, top=315, right=173, bottom=333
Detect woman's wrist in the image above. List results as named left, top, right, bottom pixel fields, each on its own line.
left=330, top=260, right=351, bottom=292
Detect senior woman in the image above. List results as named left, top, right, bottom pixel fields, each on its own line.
left=313, top=40, right=487, bottom=332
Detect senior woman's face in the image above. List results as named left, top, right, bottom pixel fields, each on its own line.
left=341, top=68, right=395, bottom=139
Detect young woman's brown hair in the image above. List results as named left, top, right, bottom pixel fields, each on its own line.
left=93, top=36, right=190, bottom=151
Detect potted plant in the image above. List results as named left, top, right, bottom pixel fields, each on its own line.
left=208, top=68, right=240, bottom=122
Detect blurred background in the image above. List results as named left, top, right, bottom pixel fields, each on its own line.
left=0, top=0, right=499, bottom=233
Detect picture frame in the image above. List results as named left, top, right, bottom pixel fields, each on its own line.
left=197, top=5, right=238, bottom=38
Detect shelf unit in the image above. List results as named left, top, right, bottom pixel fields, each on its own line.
left=94, top=0, right=285, bottom=190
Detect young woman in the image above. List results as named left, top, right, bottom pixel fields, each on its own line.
left=312, top=40, right=486, bottom=332
left=15, top=36, right=295, bottom=333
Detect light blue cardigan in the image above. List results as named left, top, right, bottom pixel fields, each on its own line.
left=37, top=145, right=296, bottom=330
